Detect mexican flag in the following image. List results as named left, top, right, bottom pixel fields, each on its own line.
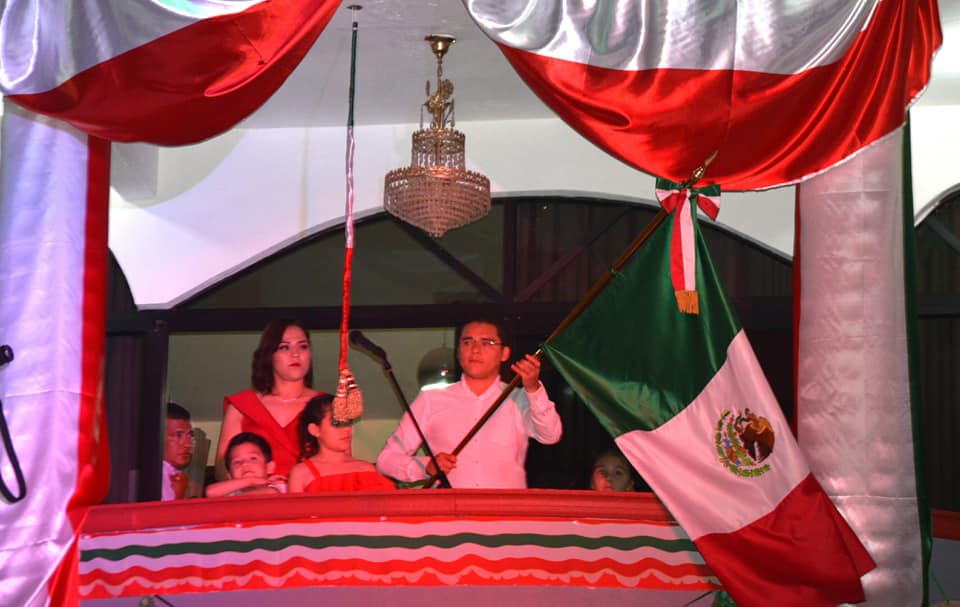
left=542, top=210, right=875, bottom=607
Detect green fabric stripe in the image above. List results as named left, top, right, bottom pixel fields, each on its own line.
left=654, top=178, right=720, bottom=199
left=81, top=533, right=696, bottom=562
left=902, top=115, right=931, bottom=606
left=655, top=177, right=681, bottom=190
left=543, top=211, right=739, bottom=435
left=692, top=184, right=721, bottom=198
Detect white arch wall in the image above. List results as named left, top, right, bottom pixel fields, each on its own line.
left=109, top=117, right=797, bottom=309
left=109, top=107, right=960, bottom=310
left=910, top=105, right=960, bottom=223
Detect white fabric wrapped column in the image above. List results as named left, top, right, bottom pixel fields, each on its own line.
left=795, top=128, right=923, bottom=606
left=0, top=101, right=109, bottom=607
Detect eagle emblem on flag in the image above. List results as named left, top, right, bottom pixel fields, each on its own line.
left=715, top=408, right=775, bottom=478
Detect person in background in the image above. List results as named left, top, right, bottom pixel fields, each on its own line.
left=376, top=318, right=562, bottom=488
left=206, top=432, right=286, bottom=497
left=163, top=402, right=194, bottom=501
left=216, top=318, right=323, bottom=481
left=589, top=448, right=643, bottom=492
left=288, top=394, right=395, bottom=492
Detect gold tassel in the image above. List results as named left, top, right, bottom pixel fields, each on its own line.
left=332, top=369, right=363, bottom=425
left=675, top=289, right=700, bottom=315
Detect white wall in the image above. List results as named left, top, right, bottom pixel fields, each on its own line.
left=910, top=105, right=960, bottom=222
left=109, top=117, right=797, bottom=310
left=108, top=102, right=960, bottom=312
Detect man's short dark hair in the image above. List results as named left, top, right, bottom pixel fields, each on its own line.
left=459, top=317, right=507, bottom=345
left=226, top=432, right=273, bottom=464
left=167, top=402, right=191, bottom=421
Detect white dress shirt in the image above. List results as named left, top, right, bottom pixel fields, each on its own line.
left=376, top=378, right=562, bottom=488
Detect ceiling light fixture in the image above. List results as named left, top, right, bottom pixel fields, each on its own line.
left=383, top=34, right=491, bottom=238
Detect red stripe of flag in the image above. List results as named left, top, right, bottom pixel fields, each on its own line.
left=695, top=474, right=874, bottom=607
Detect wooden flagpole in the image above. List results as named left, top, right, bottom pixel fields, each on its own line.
left=423, top=155, right=718, bottom=487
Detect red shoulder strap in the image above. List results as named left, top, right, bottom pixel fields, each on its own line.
left=303, top=457, right=321, bottom=482
left=225, top=391, right=300, bottom=462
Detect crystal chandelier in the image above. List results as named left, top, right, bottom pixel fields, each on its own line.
left=383, top=35, right=491, bottom=238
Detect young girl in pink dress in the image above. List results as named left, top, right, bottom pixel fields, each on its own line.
left=287, top=394, right=395, bottom=492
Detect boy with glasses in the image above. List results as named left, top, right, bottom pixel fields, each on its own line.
left=376, top=319, right=561, bottom=488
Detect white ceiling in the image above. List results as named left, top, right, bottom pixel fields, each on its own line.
left=242, top=0, right=551, bottom=128
left=242, top=0, right=960, bottom=130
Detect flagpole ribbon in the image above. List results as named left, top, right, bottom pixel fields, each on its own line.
left=655, top=155, right=721, bottom=315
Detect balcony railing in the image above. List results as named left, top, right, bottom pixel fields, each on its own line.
left=80, top=490, right=719, bottom=606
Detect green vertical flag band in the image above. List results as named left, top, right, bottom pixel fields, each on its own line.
left=543, top=211, right=738, bottom=436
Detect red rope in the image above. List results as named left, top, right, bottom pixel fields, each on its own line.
left=339, top=245, right=353, bottom=371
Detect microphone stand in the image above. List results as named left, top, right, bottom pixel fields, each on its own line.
left=365, top=348, right=452, bottom=489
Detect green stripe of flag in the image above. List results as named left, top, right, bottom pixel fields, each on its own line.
left=81, top=533, right=697, bottom=562
left=543, top=212, right=738, bottom=435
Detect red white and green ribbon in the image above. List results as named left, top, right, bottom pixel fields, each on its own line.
left=654, top=178, right=721, bottom=314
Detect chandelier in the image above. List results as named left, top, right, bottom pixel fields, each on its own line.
left=383, top=34, right=491, bottom=238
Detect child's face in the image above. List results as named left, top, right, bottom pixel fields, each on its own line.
left=227, top=443, right=274, bottom=479
left=310, top=411, right=352, bottom=454
left=590, top=454, right=635, bottom=492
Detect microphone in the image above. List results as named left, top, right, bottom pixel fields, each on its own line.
left=0, top=345, right=12, bottom=367
left=349, top=330, right=387, bottom=362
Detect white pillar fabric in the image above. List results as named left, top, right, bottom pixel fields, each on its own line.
left=796, top=128, right=923, bottom=606
left=0, top=101, right=97, bottom=607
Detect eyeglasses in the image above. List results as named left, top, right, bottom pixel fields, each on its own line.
left=167, top=429, right=195, bottom=443
left=459, top=337, right=502, bottom=349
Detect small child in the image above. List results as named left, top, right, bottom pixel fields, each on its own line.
left=205, top=432, right=286, bottom=497
left=288, top=394, right=395, bottom=492
left=589, top=448, right=639, bottom=492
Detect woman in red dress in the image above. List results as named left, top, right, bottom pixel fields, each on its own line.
left=216, top=318, right=321, bottom=481
left=288, top=394, right=395, bottom=492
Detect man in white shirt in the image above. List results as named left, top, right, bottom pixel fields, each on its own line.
left=162, top=402, right=194, bottom=501
left=376, top=320, right=562, bottom=488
